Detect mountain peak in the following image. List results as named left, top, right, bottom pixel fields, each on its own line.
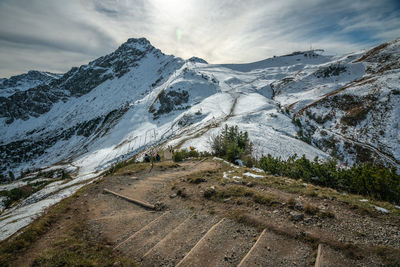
left=125, top=37, right=151, bottom=45
left=187, top=56, right=208, bottom=64
left=118, top=37, right=155, bottom=53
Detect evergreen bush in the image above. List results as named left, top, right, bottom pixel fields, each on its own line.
left=172, top=150, right=186, bottom=162
left=210, top=125, right=252, bottom=163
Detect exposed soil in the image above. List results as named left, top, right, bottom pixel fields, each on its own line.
left=6, top=158, right=400, bottom=266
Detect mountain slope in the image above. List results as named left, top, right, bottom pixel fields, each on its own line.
left=1, top=37, right=399, bottom=180
left=295, top=38, right=400, bottom=167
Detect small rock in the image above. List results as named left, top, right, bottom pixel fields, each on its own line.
left=273, top=210, right=279, bottom=214
left=113, top=261, right=122, bottom=267
left=290, top=211, right=304, bottom=221
left=304, top=218, right=312, bottom=224
left=295, top=201, right=303, bottom=211
left=154, top=202, right=165, bottom=211
left=169, top=194, right=177, bottom=198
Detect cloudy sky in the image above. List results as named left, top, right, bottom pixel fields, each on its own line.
left=0, top=0, right=399, bottom=77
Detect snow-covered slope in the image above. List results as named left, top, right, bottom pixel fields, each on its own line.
left=295, top=38, right=400, bottom=167
left=1, top=37, right=399, bottom=180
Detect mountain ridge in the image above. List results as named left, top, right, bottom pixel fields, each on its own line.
left=1, top=37, right=399, bottom=179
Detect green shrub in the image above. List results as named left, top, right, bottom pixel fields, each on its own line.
left=187, top=150, right=199, bottom=158
left=173, top=150, right=186, bottom=162
left=61, top=170, right=72, bottom=180
left=241, top=154, right=255, bottom=168
left=258, top=154, right=400, bottom=204
left=211, top=125, right=252, bottom=163
left=200, top=151, right=211, bottom=157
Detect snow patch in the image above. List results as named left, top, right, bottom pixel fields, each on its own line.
left=243, top=172, right=264, bottom=178
left=374, top=206, right=389, bottom=213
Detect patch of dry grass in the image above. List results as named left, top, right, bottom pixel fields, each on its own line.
left=32, top=221, right=136, bottom=266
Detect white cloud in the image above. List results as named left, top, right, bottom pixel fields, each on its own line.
left=0, top=0, right=399, bottom=77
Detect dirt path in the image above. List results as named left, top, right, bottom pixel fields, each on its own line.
left=11, top=158, right=400, bottom=266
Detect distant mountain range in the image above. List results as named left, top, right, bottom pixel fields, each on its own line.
left=1, top=37, right=399, bottom=178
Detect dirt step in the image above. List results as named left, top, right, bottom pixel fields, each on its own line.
left=314, top=243, right=383, bottom=267
left=176, top=218, right=258, bottom=267
left=141, top=213, right=220, bottom=267
left=114, top=209, right=191, bottom=259
left=237, top=229, right=313, bottom=267
left=87, top=211, right=160, bottom=244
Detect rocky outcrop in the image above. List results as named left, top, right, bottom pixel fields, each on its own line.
left=0, top=38, right=160, bottom=123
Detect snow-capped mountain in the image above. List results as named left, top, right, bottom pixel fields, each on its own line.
left=1, top=37, right=399, bottom=178
left=0, top=70, right=61, bottom=98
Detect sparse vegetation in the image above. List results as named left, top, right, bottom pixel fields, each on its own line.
left=103, top=159, right=137, bottom=176
left=304, top=203, right=319, bottom=215
left=0, top=180, right=54, bottom=209
left=173, top=150, right=186, bottom=162
left=32, top=221, right=136, bottom=266
left=172, top=149, right=202, bottom=162
left=188, top=176, right=206, bottom=184
left=258, top=154, right=400, bottom=204
left=204, top=185, right=279, bottom=207
left=61, top=170, right=72, bottom=180
left=287, top=197, right=296, bottom=209
left=0, top=195, right=73, bottom=265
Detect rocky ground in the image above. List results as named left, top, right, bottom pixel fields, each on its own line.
left=2, top=158, right=400, bottom=266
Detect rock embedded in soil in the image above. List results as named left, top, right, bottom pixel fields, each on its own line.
left=290, top=211, right=304, bottom=222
